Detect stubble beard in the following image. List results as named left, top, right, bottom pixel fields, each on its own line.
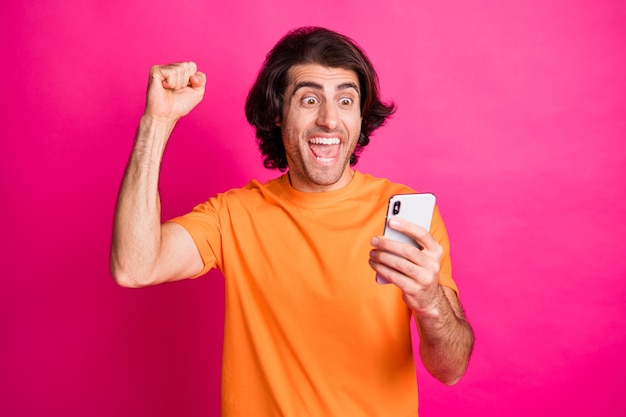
left=283, top=126, right=358, bottom=189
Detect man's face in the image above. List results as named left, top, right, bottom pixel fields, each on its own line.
left=278, top=64, right=363, bottom=192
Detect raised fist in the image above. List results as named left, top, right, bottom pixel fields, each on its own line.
left=144, top=61, right=206, bottom=122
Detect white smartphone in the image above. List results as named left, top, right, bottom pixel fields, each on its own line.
left=376, top=193, right=436, bottom=284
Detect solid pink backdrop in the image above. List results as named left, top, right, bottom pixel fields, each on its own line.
left=2, top=1, right=625, bottom=416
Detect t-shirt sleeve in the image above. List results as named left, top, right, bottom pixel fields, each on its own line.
left=167, top=197, right=224, bottom=278
left=430, top=205, right=459, bottom=296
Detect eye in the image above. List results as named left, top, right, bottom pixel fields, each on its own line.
left=339, top=97, right=354, bottom=107
left=301, top=96, right=319, bottom=107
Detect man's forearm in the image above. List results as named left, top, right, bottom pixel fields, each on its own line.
left=416, top=286, right=475, bottom=385
left=110, top=116, right=175, bottom=287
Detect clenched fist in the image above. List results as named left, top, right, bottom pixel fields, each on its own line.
left=144, top=61, right=206, bottom=122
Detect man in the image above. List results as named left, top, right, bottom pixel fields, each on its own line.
left=111, top=27, right=474, bottom=416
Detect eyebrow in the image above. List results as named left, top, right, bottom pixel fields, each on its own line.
left=292, top=81, right=360, bottom=96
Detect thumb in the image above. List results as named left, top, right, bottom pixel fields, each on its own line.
left=189, top=71, right=207, bottom=89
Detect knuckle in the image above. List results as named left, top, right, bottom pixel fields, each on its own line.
left=404, top=262, right=420, bottom=278
left=401, top=280, right=421, bottom=298
left=405, top=245, right=422, bottom=260
left=431, top=261, right=440, bottom=276
left=433, top=244, right=444, bottom=260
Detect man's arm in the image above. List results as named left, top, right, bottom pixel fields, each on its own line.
left=369, top=217, right=475, bottom=385
left=110, top=62, right=206, bottom=288
left=414, top=285, right=474, bottom=385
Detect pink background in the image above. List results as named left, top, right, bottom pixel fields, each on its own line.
left=2, top=1, right=625, bottom=416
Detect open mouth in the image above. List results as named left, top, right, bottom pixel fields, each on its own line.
left=308, top=137, right=341, bottom=163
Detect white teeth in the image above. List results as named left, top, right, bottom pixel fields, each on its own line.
left=309, top=137, right=340, bottom=145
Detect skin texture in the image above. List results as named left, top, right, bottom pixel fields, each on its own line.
left=111, top=61, right=474, bottom=384
left=369, top=217, right=474, bottom=384
left=278, top=65, right=362, bottom=192
left=110, top=62, right=206, bottom=287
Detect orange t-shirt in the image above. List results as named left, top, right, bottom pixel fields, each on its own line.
left=169, top=171, right=457, bottom=416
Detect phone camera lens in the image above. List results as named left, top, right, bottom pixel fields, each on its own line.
left=392, top=201, right=401, bottom=215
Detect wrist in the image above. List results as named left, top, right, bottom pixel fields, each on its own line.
left=140, top=114, right=178, bottom=131
left=131, top=115, right=177, bottom=162
left=413, top=286, right=447, bottom=321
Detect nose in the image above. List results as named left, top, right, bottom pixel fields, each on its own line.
left=316, top=101, right=339, bottom=130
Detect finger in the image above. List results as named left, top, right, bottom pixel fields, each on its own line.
left=189, top=71, right=206, bottom=89
left=386, top=217, right=439, bottom=254
left=370, top=235, right=426, bottom=267
left=368, top=257, right=410, bottom=288
left=370, top=245, right=430, bottom=279
left=180, top=61, right=198, bottom=87
left=369, top=251, right=439, bottom=293
left=158, top=62, right=198, bottom=89
left=369, top=247, right=440, bottom=298
left=370, top=236, right=441, bottom=282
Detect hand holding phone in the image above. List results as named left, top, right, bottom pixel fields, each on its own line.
left=376, top=193, right=436, bottom=284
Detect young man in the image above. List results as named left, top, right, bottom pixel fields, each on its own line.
left=111, top=27, right=474, bottom=416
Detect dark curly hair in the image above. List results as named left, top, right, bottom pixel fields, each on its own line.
left=245, top=27, right=396, bottom=171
